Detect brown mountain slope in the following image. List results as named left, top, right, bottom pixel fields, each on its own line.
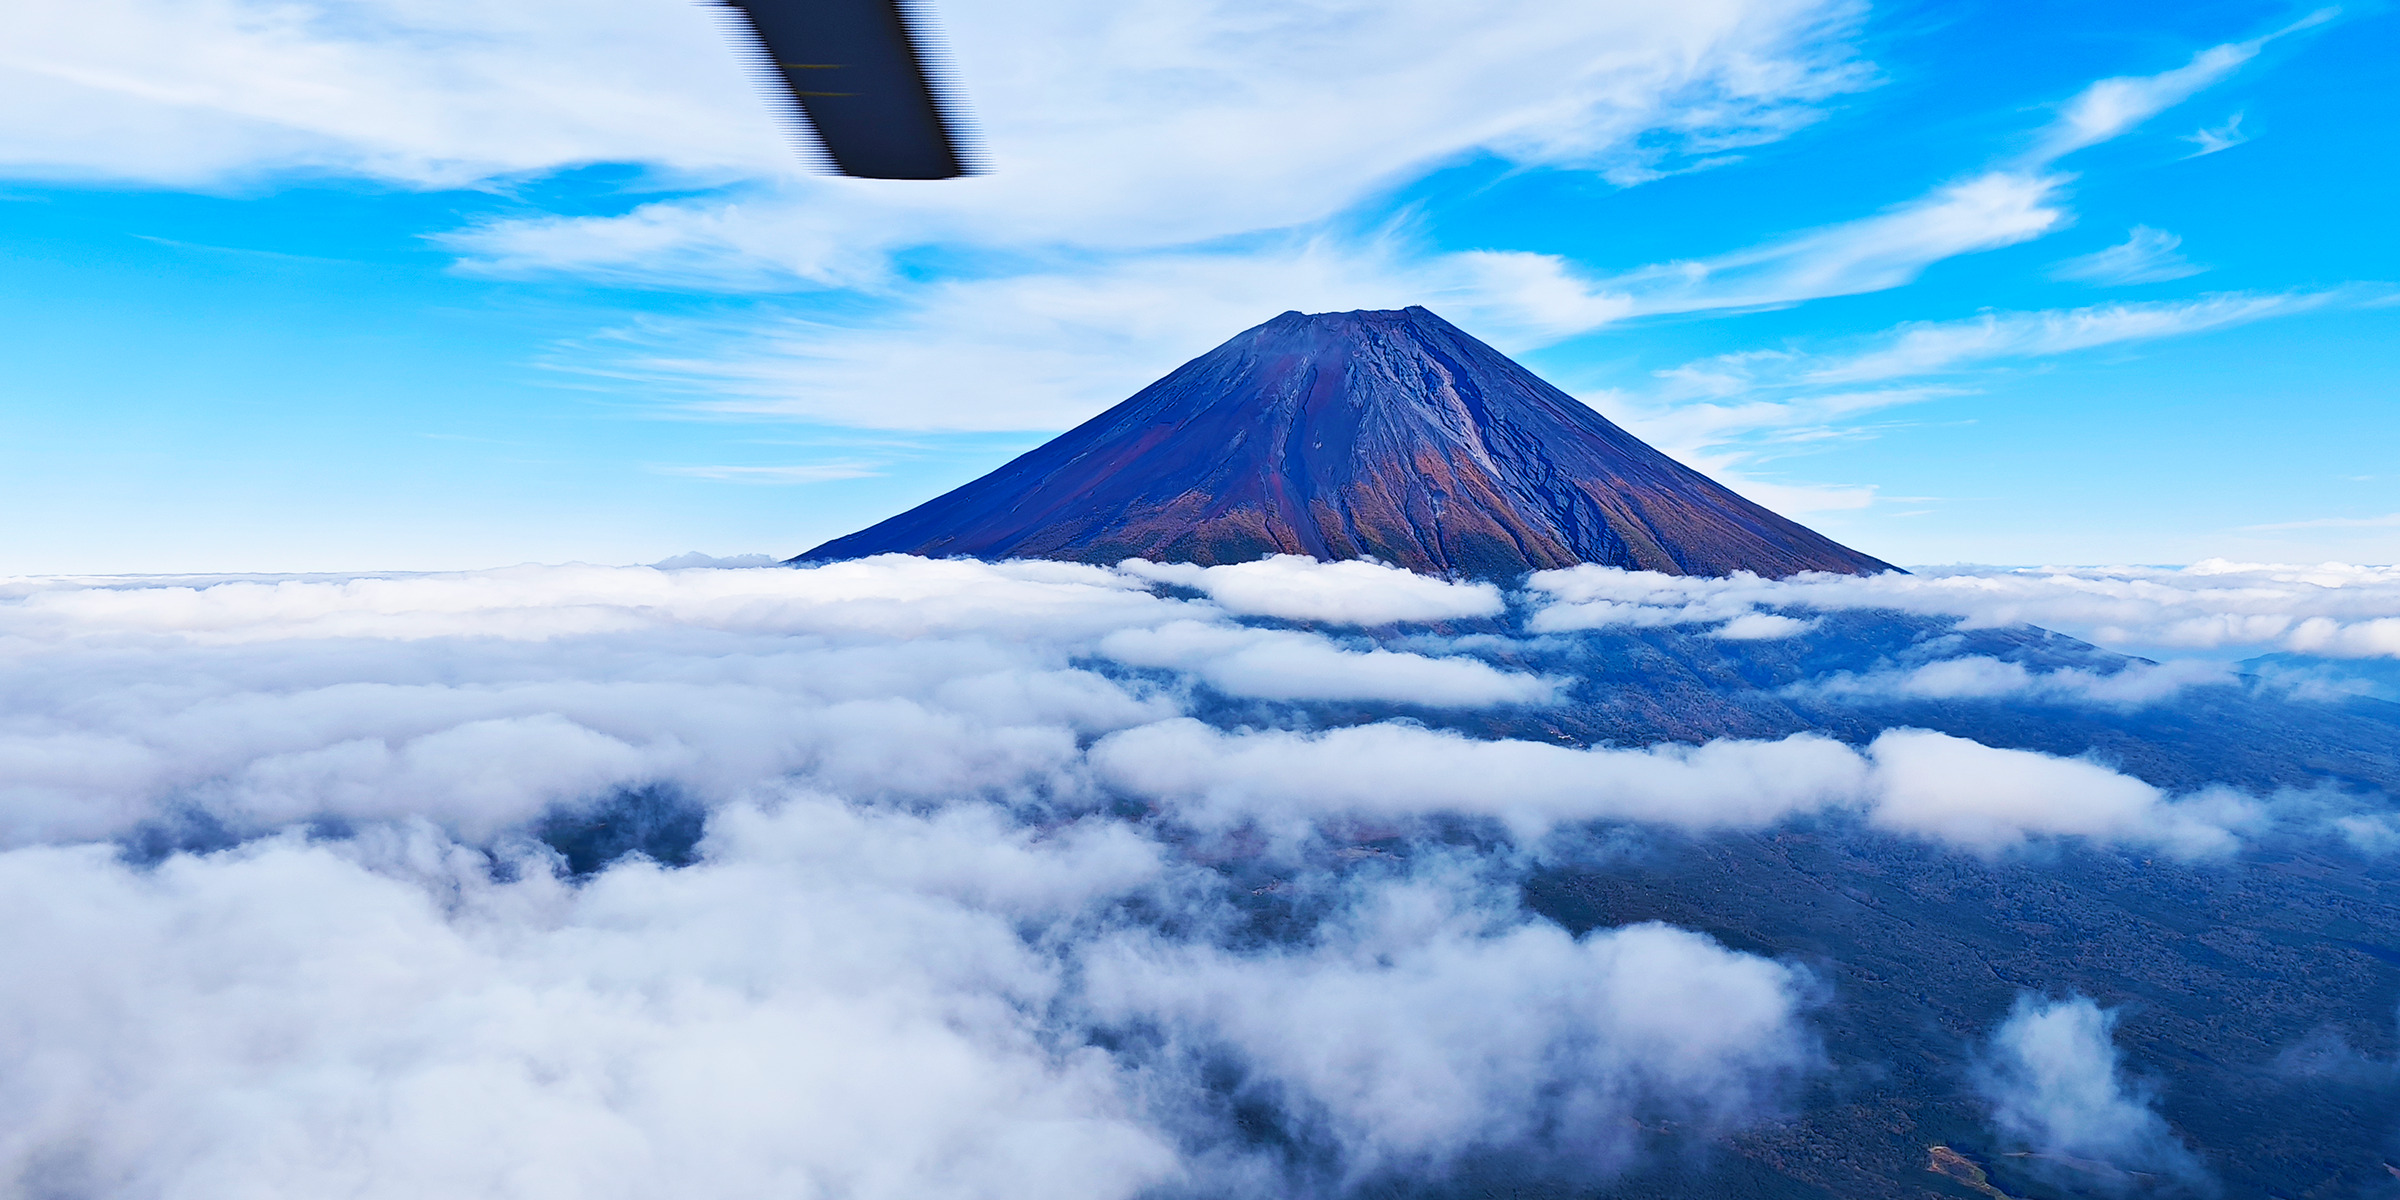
left=799, top=306, right=1894, bottom=578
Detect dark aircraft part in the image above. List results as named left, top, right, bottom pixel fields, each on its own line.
left=717, top=0, right=976, bottom=180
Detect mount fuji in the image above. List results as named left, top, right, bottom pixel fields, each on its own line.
left=798, top=307, right=1893, bottom=578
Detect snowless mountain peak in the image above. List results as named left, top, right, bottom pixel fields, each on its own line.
left=799, top=306, right=1894, bottom=578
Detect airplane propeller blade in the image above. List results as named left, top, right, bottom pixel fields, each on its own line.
left=717, top=0, right=975, bottom=180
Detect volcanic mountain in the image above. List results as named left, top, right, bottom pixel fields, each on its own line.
left=798, top=307, right=1894, bottom=578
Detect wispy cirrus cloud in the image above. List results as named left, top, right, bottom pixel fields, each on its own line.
left=2048, top=226, right=2205, bottom=286
left=411, top=0, right=2347, bottom=456
left=1609, top=170, right=2070, bottom=316
left=1803, top=290, right=2336, bottom=383
left=2184, top=112, right=2251, bottom=157
left=1402, top=11, right=2334, bottom=342
left=2021, top=8, right=2332, bottom=164
left=650, top=462, right=884, bottom=484
left=1590, top=289, right=2343, bottom=496
left=579, top=14, right=2322, bottom=435
left=437, top=0, right=1876, bottom=284
left=2241, top=512, right=2400, bottom=532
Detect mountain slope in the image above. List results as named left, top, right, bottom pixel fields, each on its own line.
left=798, top=306, right=1894, bottom=578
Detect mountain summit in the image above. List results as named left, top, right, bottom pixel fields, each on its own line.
left=798, top=307, right=1893, bottom=578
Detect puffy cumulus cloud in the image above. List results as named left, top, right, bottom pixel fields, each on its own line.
left=0, top=806, right=1820, bottom=1198
left=0, top=559, right=1223, bottom=846
left=1090, top=720, right=2246, bottom=856
left=1865, top=730, right=2253, bottom=857
left=0, top=559, right=1197, bottom=846
left=1975, top=994, right=2204, bottom=1182
left=1119, top=555, right=1505, bottom=625
left=1099, top=621, right=1558, bottom=706
left=0, top=555, right=1578, bottom=845
left=0, top=806, right=1181, bottom=1200
left=1093, top=720, right=1869, bottom=841
left=1529, top=560, right=2400, bottom=660
left=1082, top=875, right=1818, bottom=1181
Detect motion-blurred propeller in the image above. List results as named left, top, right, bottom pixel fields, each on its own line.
left=716, top=0, right=975, bottom=180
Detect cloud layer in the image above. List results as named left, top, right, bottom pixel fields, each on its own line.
left=0, top=552, right=2388, bottom=1195
left=1529, top=559, right=2400, bottom=659
left=0, top=555, right=1832, bottom=1196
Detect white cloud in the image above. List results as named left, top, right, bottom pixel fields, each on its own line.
left=433, top=0, right=1873, bottom=279
left=0, top=0, right=787, bottom=188
left=1619, top=171, right=2068, bottom=315
left=0, top=810, right=1185, bottom=1200
left=2030, top=45, right=2258, bottom=162
left=1976, top=994, right=2203, bottom=1179
left=552, top=167, right=2075, bottom=433
left=567, top=241, right=1451, bottom=431
left=459, top=13, right=2333, bottom=436
left=1713, top=612, right=1818, bottom=640
left=2048, top=226, right=2205, bottom=286
left=0, top=553, right=1909, bottom=1195
left=0, top=549, right=2378, bottom=1192
left=1118, top=555, right=1505, bottom=625
left=1494, top=15, right=2329, bottom=341
left=0, top=556, right=1178, bottom=644
left=1528, top=559, right=2400, bottom=660
left=1, top=554, right=2327, bottom=860
left=1865, top=729, right=2250, bottom=856
left=1586, top=290, right=2341, bottom=507
left=1090, top=719, right=2248, bottom=855
left=1083, top=886, right=1818, bottom=1177
left=2025, top=10, right=2328, bottom=165
left=9, top=0, right=2333, bottom=453
left=1098, top=621, right=1559, bottom=706
left=2184, top=112, right=2249, bottom=157
left=1093, top=719, right=1870, bottom=842
left=1803, top=291, right=2333, bottom=383
left=0, top=813, right=1824, bottom=1197
left=1561, top=17, right=2337, bottom=502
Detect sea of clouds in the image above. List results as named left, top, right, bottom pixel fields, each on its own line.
left=2, top=553, right=2397, bottom=1195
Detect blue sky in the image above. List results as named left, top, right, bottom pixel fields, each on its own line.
left=1, top=0, right=2393, bottom=573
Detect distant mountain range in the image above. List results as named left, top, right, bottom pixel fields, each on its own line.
left=798, top=307, right=1893, bottom=578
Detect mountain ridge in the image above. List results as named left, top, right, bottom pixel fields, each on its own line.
left=798, top=306, right=1894, bottom=578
